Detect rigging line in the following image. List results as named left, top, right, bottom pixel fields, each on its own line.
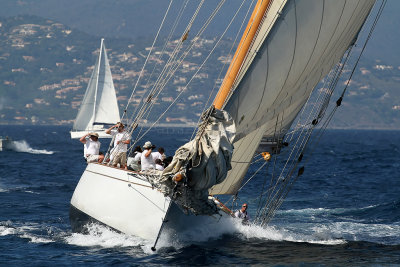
left=339, top=0, right=386, bottom=99
left=315, top=0, right=373, bottom=110
left=135, top=1, right=258, bottom=144
left=264, top=116, right=323, bottom=224
left=123, top=0, right=174, bottom=120
left=231, top=157, right=265, bottom=164
left=190, top=0, right=257, bottom=141
left=258, top=97, right=330, bottom=221
left=255, top=116, right=281, bottom=219
left=261, top=112, right=284, bottom=208
left=128, top=0, right=225, bottom=134
left=310, top=0, right=386, bottom=151
left=256, top=114, right=287, bottom=221
left=253, top=4, right=348, bottom=223
left=155, top=0, right=225, bottom=89
left=150, top=0, right=226, bottom=95
left=260, top=1, right=386, bottom=224
left=289, top=32, right=354, bottom=141
left=237, top=161, right=268, bottom=194
left=142, top=0, right=190, bottom=94
left=287, top=48, right=349, bottom=149
left=143, top=0, right=203, bottom=104
left=223, top=0, right=287, bottom=107
left=265, top=52, right=354, bottom=218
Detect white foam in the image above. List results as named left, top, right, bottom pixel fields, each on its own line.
left=156, top=215, right=350, bottom=248
left=65, top=224, right=144, bottom=248
left=328, top=221, right=400, bottom=240
left=21, top=233, right=54, bottom=243
left=7, top=140, right=54, bottom=154
left=0, top=222, right=55, bottom=243
left=0, top=225, right=16, bottom=236
left=0, top=185, right=7, bottom=192
left=23, top=190, right=40, bottom=194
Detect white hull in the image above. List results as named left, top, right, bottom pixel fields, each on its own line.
left=70, top=130, right=111, bottom=139
left=70, top=163, right=233, bottom=243
left=70, top=163, right=171, bottom=241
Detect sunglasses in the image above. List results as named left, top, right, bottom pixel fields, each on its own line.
left=242, top=205, right=247, bottom=208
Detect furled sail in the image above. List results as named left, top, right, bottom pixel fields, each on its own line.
left=210, top=0, right=376, bottom=195
left=72, top=39, right=120, bottom=133
left=146, top=107, right=236, bottom=215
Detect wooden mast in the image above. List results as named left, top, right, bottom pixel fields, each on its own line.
left=213, top=0, right=271, bottom=109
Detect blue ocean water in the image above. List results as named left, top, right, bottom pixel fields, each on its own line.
left=0, top=125, right=399, bottom=266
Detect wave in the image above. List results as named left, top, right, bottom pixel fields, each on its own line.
left=65, top=223, right=144, bottom=249
left=0, top=221, right=54, bottom=243
left=5, top=140, right=54, bottom=154
left=1, top=216, right=398, bottom=254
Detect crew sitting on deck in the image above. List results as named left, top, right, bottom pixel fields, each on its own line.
left=155, top=159, right=165, bottom=171
left=152, top=147, right=166, bottom=161
left=127, top=146, right=142, bottom=171
left=79, top=132, right=104, bottom=163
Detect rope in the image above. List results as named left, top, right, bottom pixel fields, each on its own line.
left=253, top=0, right=386, bottom=225
left=127, top=0, right=226, bottom=148
left=123, top=0, right=174, bottom=120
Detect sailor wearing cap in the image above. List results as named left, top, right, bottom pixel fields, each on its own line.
left=106, top=122, right=131, bottom=169
left=79, top=132, right=103, bottom=163
left=141, top=141, right=156, bottom=171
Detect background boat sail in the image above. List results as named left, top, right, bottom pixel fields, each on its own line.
left=70, top=0, right=379, bottom=249
left=70, top=38, right=120, bottom=139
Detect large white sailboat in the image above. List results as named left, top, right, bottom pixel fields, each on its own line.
left=70, top=38, right=120, bottom=139
left=70, top=0, right=381, bottom=250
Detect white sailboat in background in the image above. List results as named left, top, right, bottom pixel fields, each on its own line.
left=70, top=0, right=382, bottom=250
left=70, top=38, right=120, bottom=139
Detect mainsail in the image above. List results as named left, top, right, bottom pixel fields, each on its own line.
left=210, top=0, right=376, bottom=195
left=71, top=38, right=120, bottom=138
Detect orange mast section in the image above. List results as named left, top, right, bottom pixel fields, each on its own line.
left=213, top=0, right=271, bottom=109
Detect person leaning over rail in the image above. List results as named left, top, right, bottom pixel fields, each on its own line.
left=79, top=132, right=104, bottom=163
left=234, top=203, right=250, bottom=225
left=106, top=122, right=131, bottom=169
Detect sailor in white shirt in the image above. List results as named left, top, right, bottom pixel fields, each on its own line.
left=79, top=132, right=103, bottom=163
left=106, top=123, right=131, bottom=169
left=141, top=141, right=156, bottom=171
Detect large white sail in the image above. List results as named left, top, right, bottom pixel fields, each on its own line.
left=71, top=39, right=120, bottom=138
left=211, top=0, right=376, bottom=195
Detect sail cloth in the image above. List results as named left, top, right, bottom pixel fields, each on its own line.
left=224, top=0, right=375, bottom=142
left=148, top=108, right=235, bottom=214
left=211, top=0, right=376, bottom=195
left=72, top=39, right=120, bottom=132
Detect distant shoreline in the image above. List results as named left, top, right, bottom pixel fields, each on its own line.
left=1, top=123, right=400, bottom=131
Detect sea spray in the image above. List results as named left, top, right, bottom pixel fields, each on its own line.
left=7, top=140, right=54, bottom=154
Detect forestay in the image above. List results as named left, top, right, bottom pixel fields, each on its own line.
left=211, top=0, right=376, bottom=195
